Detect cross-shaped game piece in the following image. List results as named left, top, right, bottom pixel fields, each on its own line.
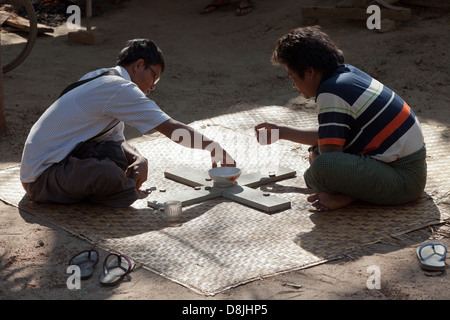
left=147, top=167, right=296, bottom=213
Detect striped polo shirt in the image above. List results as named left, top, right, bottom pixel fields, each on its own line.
left=316, top=64, right=424, bottom=163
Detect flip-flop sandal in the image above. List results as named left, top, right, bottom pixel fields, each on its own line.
left=68, top=249, right=99, bottom=280
left=99, top=253, right=135, bottom=286
left=200, top=2, right=230, bottom=15
left=416, top=241, right=447, bottom=271
left=236, top=4, right=253, bottom=16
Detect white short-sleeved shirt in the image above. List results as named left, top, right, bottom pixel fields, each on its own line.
left=20, top=66, right=171, bottom=183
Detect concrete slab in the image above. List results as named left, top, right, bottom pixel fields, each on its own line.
left=222, top=185, right=291, bottom=213
left=147, top=167, right=296, bottom=213
left=148, top=186, right=222, bottom=209
left=164, top=167, right=213, bottom=187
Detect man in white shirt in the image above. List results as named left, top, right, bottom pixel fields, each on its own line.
left=20, top=39, right=236, bottom=207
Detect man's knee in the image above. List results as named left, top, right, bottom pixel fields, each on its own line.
left=303, top=152, right=347, bottom=192
left=305, top=153, right=335, bottom=178
left=89, top=160, right=133, bottom=193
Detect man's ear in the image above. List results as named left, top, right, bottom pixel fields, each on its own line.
left=133, top=59, right=145, bottom=72
left=307, top=67, right=323, bottom=81
left=305, top=67, right=315, bottom=78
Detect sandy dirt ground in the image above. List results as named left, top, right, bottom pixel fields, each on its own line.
left=0, top=0, right=449, bottom=304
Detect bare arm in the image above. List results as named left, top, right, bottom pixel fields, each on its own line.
left=155, top=118, right=214, bottom=150
left=254, top=122, right=344, bottom=157
left=254, top=122, right=319, bottom=146
left=153, top=118, right=236, bottom=167
left=121, top=140, right=144, bottom=163
left=120, top=140, right=148, bottom=190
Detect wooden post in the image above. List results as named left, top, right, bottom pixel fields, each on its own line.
left=0, top=30, right=7, bottom=134
left=86, top=0, right=92, bottom=32
left=67, top=0, right=104, bottom=45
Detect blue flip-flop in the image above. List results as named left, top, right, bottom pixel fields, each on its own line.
left=416, top=241, right=447, bottom=271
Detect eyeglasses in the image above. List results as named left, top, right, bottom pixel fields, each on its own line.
left=145, top=63, right=160, bottom=85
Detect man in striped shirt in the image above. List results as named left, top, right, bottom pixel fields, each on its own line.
left=20, top=39, right=236, bottom=207
left=255, top=26, right=426, bottom=211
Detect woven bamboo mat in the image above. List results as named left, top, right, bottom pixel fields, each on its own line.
left=0, top=103, right=448, bottom=295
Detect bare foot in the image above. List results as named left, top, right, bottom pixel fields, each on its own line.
left=307, top=192, right=356, bottom=211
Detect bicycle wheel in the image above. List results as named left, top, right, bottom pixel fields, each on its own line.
left=1, top=0, right=37, bottom=73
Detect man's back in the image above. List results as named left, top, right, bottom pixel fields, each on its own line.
left=316, top=64, right=424, bottom=162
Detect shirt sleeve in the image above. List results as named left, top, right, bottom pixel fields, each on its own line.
left=316, top=92, right=354, bottom=147
left=103, top=81, right=171, bottom=135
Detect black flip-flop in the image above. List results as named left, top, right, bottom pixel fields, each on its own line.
left=99, top=253, right=135, bottom=286
left=236, top=4, right=253, bottom=16
left=68, top=249, right=99, bottom=280
left=200, top=2, right=230, bottom=15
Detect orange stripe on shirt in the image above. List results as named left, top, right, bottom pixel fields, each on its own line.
left=318, top=137, right=346, bottom=146
left=361, top=102, right=411, bottom=153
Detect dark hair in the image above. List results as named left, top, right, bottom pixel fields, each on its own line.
left=116, top=39, right=165, bottom=73
left=271, top=26, right=344, bottom=78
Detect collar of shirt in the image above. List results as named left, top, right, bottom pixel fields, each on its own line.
left=78, top=65, right=130, bottom=82
left=114, top=65, right=131, bottom=82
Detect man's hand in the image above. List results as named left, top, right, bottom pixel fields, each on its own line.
left=254, top=122, right=280, bottom=145
left=155, top=119, right=237, bottom=168
left=125, top=155, right=148, bottom=190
